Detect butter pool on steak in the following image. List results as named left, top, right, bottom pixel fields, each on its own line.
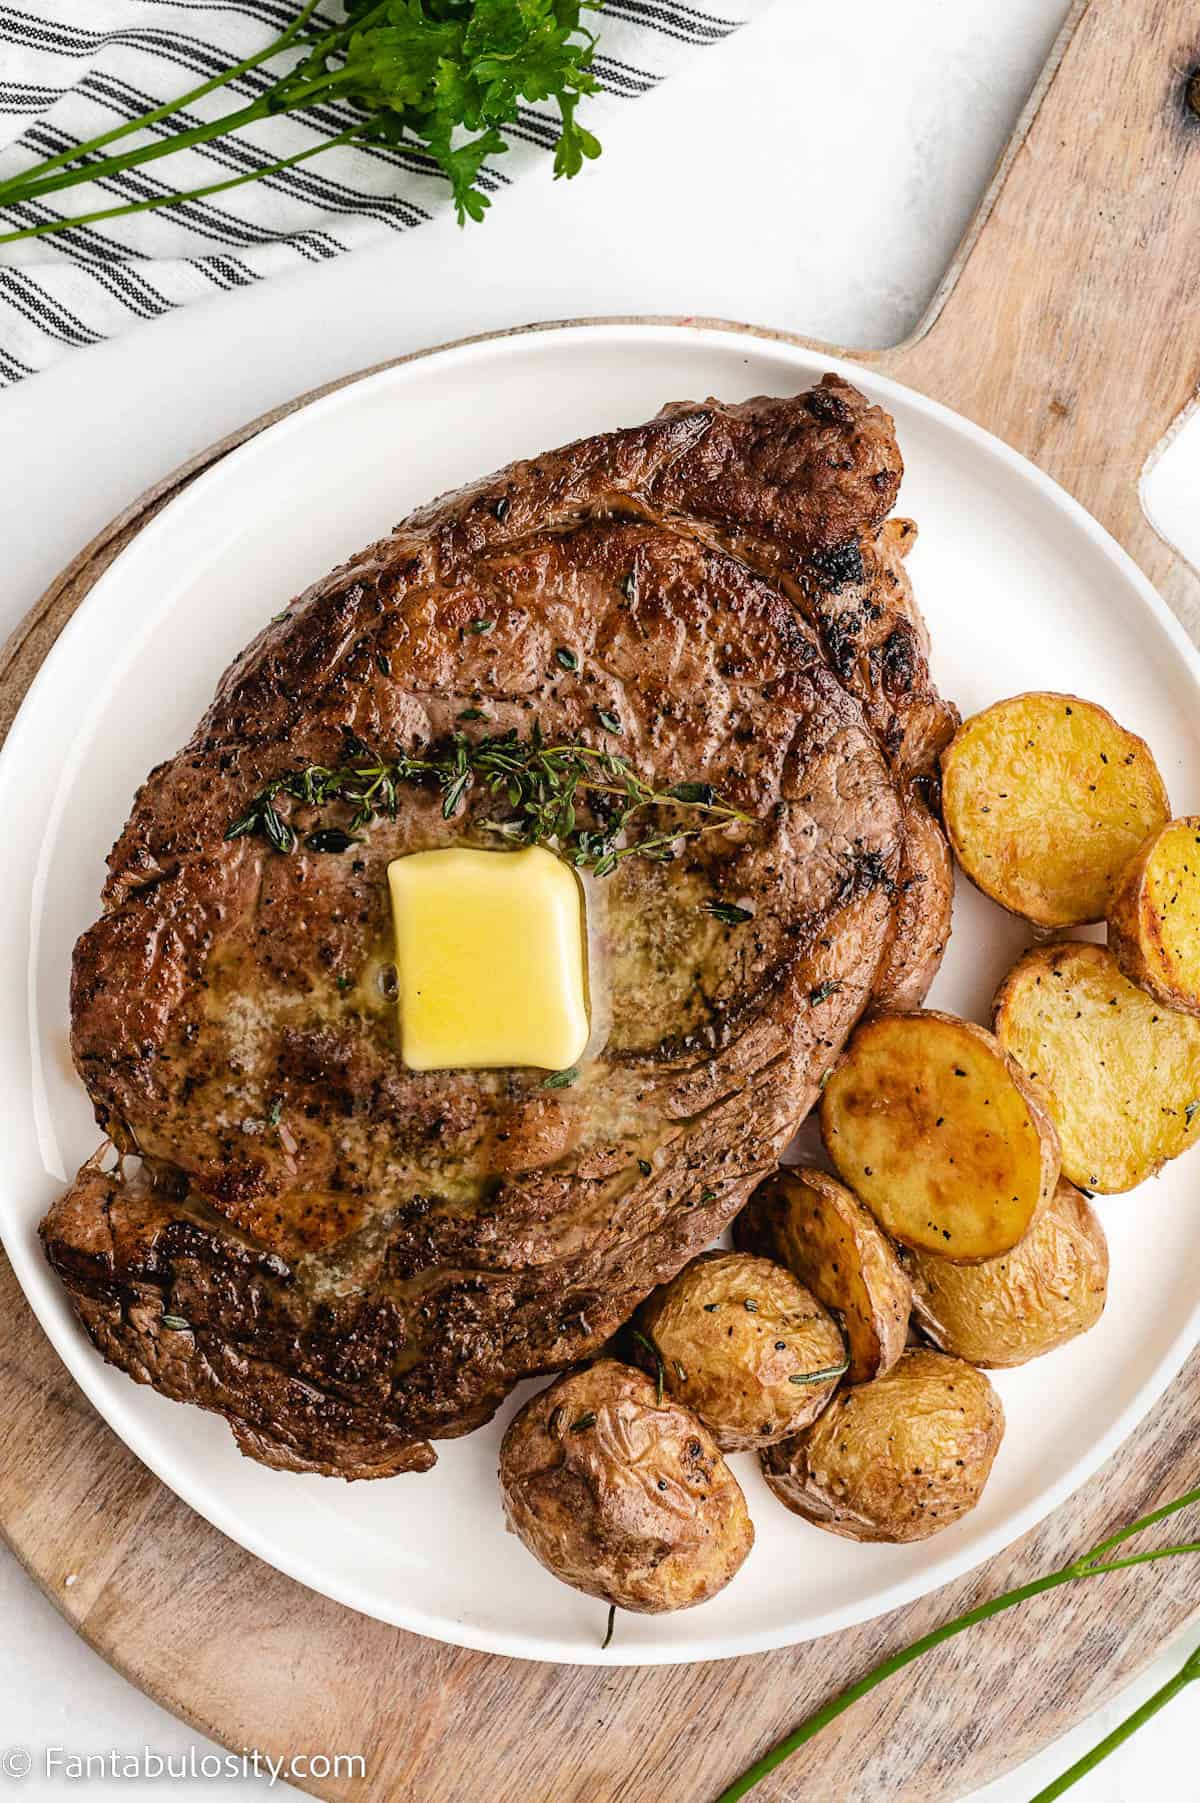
left=42, top=377, right=954, bottom=1479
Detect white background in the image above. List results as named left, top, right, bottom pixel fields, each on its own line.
left=2, top=0, right=1198, bottom=1795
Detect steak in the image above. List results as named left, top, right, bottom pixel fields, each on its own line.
left=41, top=376, right=954, bottom=1478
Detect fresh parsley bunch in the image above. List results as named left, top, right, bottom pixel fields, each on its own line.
left=0, top=0, right=603, bottom=244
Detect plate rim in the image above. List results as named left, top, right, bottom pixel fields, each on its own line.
left=3, top=315, right=1200, bottom=1667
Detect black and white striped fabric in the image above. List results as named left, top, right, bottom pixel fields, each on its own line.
left=0, top=0, right=759, bottom=385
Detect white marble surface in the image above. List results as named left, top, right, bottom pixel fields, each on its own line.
left=2, top=0, right=1199, bottom=1795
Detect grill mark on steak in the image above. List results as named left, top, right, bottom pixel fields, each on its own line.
left=43, top=377, right=953, bottom=1478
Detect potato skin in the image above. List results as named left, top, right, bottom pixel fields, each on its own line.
left=498, top=1360, right=753, bottom=1613
left=941, top=692, right=1169, bottom=928
left=908, top=1180, right=1108, bottom=1366
left=633, top=1252, right=846, bottom=1451
left=820, top=1010, right=1061, bottom=1262
left=993, top=940, right=1200, bottom=1193
left=1108, top=816, right=1200, bottom=1016
left=735, top=1168, right=910, bottom=1384
left=872, top=790, right=955, bottom=1011
left=762, top=1349, right=1004, bottom=1543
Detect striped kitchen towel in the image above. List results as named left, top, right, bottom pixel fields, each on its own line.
left=0, top=0, right=763, bottom=385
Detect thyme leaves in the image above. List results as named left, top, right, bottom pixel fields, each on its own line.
left=224, top=730, right=750, bottom=881
left=704, top=901, right=753, bottom=927
left=541, top=1067, right=580, bottom=1090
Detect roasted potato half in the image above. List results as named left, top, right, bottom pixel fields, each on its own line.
left=498, top=1360, right=753, bottom=1613
left=762, top=1349, right=1004, bottom=1543
left=734, top=1167, right=910, bottom=1384
left=908, top=1179, right=1108, bottom=1366
left=941, top=693, right=1169, bottom=928
left=993, top=941, right=1200, bottom=1192
left=1108, top=816, right=1200, bottom=1016
left=632, top=1252, right=847, bottom=1452
left=820, top=1010, right=1060, bottom=1261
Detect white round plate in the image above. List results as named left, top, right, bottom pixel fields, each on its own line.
left=3, top=322, right=1199, bottom=1668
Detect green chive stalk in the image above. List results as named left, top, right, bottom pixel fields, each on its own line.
left=715, top=1484, right=1200, bottom=1803
left=1029, top=1637, right=1200, bottom=1802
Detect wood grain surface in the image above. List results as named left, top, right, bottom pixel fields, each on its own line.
left=3, top=0, right=1200, bottom=1798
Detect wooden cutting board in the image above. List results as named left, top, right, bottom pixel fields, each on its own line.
left=3, top=0, right=1199, bottom=1796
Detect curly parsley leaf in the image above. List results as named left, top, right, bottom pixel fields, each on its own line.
left=0, top=0, right=605, bottom=240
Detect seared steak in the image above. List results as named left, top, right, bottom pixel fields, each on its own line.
left=42, top=376, right=952, bottom=1478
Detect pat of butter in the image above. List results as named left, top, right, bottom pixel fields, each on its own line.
left=387, top=845, right=589, bottom=1072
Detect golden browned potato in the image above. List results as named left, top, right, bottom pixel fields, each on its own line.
left=907, top=1179, right=1108, bottom=1366
left=498, top=1360, right=753, bottom=1613
left=1108, top=816, right=1200, bottom=1015
left=632, top=1252, right=847, bottom=1452
left=820, top=1010, right=1060, bottom=1261
left=734, top=1167, right=910, bottom=1384
left=993, top=940, right=1200, bottom=1193
left=941, top=693, right=1169, bottom=927
left=762, top=1348, right=1004, bottom=1542
left=871, top=791, right=955, bottom=1011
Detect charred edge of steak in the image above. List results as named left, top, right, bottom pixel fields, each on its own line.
left=40, top=1164, right=436, bottom=1480
left=40, top=1144, right=790, bottom=1475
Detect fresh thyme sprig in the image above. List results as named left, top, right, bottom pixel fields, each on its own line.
left=224, top=727, right=751, bottom=878
left=0, top=0, right=603, bottom=243
left=715, top=1482, right=1200, bottom=1803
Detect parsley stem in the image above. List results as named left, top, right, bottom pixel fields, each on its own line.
left=0, top=0, right=324, bottom=203
left=0, top=126, right=368, bottom=245
left=713, top=1486, right=1200, bottom=1803
left=0, top=0, right=601, bottom=233
left=0, top=98, right=280, bottom=208
left=0, top=33, right=380, bottom=210
left=1029, top=1640, right=1200, bottom=1803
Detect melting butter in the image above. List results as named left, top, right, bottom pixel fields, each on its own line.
left=387, top=845, right=589, bottom=1072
